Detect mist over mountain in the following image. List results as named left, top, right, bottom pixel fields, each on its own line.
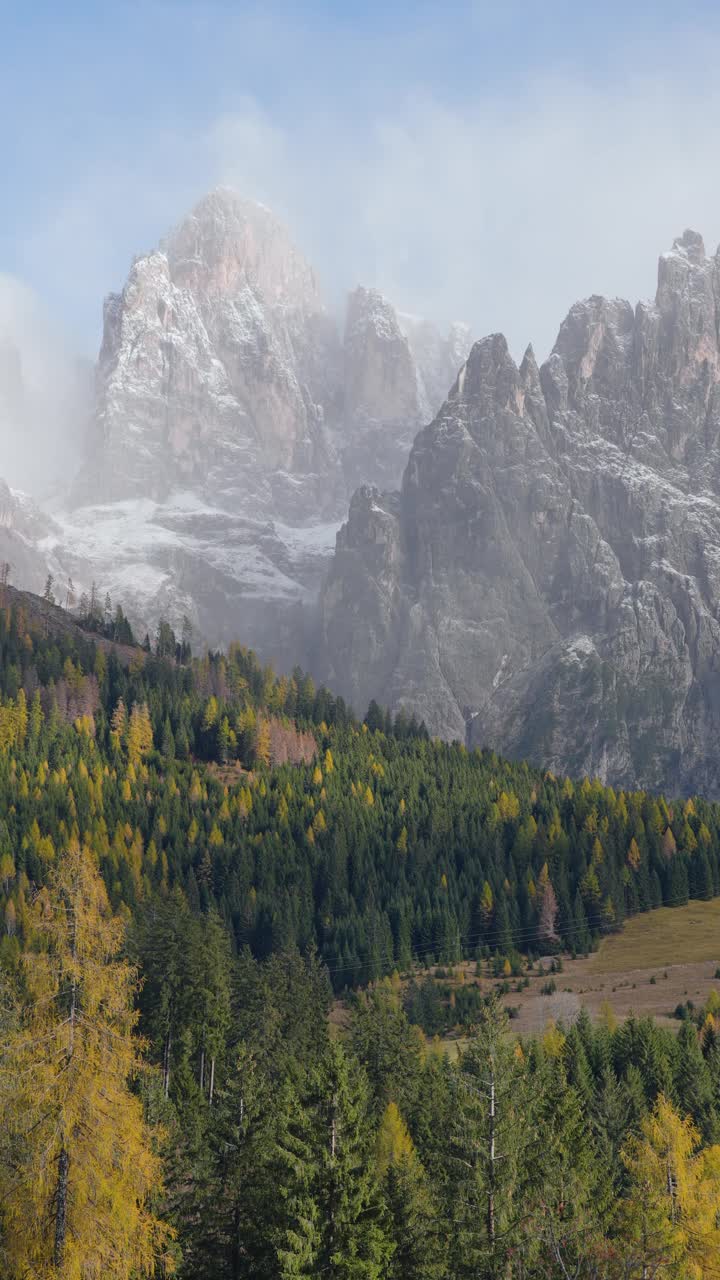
left=0, top=275, right=90, bottom=497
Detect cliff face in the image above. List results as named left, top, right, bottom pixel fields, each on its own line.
left=321, top=231, right=720, bottom=796
left=77, top=189, right=469, bottom=517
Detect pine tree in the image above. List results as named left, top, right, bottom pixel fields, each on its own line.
left=255, top=718, right=271, bottom=767
left=127, top=701, right=153, bottom=763
left=350, top=984, right=423, bottom=1117
left=530, top=1062, right=610, bottom=1273
left=0, top=840, right=170, bottom=1278
left=161, top=715, right=176, bottom=760
left=173, top=1045, right=289, bottom=1280
left=675, top=1019, right=717, bottom=1142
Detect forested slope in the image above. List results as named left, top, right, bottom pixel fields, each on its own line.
left=0, top=586, right=719, bottom=991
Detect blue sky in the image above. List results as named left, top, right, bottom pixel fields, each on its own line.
left=4, top=0, right=720, bottom=358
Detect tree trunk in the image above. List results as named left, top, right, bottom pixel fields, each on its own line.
left=55, top=897, right=77, bottom=1266
left=488, top=1070, right=496, bottom=1250
left=54, top=1146, right=69, bottom=1267
left=231, top=1203, right=242, bottom=1280
left=209, top=1056, right=216, bottom=1105
left=163, top=1029, right=172, bottom=1099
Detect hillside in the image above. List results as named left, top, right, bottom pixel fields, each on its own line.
left=2, top=585, right=720, bottom=993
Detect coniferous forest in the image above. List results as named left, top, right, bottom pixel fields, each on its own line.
left=5, top=589, right=720, bottom=1276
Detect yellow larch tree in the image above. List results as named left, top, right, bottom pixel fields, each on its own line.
left=619, top=1094, right=720, bottom=1277
left=376, top=1101, right=415, bottom=1176
left=127, top=701, right=153, bottom=765
left=255, top=717, right=271, bottom=767
left=0, top=839, right=171, bottom=1279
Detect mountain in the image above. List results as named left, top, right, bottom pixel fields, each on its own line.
left=320, top=230, right=720, bottom=797
left=73, top=189, right=343, bottom=519
left=55, top=188, right=468, bottom=659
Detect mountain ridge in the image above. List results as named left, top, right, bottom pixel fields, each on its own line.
left=320, top=229, right=720, bottom=796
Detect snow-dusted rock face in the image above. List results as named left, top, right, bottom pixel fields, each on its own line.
left=320, top=231, right=720, bottom=796
left=64, top=189, right=468, bottom=662
left=76, top=189, right=344, bottom=519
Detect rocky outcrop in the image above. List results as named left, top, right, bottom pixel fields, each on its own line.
left=320, top=231, right=720, bottom=797
left=338, top=290, right=471, bottom=493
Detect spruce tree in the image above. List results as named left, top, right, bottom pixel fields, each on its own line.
left=446, top=999, right=531, bottom=1278
left=279, top=1042, right=390, bottom=1279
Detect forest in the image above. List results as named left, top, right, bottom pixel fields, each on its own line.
left=3, top=588, right=720, bottom=1275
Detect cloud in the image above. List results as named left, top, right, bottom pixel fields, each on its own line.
left=207, top=61, right=720, bottom=359
left=5, top=8, right=720, bottom=450
left=0, top=274, right=90, bottom=496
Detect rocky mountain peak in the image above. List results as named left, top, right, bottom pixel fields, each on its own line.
left=656, top=227, right=718, bottom=322
left=455, top=333, right=525, bottom=414
left=518, top=343, right=542, bottom=397
left=163, top=187, right=323, bottom=314
left=664, top=227, right=707, bottom=266
left=344, top=287, right=419, bottom=422
left=76, top=185, right=343, bottom=512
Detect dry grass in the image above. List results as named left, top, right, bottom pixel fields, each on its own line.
left=503, top=899, right=720, bottom=1035
left=586, top=899, right=720, bottom=974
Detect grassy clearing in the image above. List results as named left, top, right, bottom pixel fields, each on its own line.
left=587, top=899, right=720, bottom=975
left=338, top=899, right=720, bottom=1045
